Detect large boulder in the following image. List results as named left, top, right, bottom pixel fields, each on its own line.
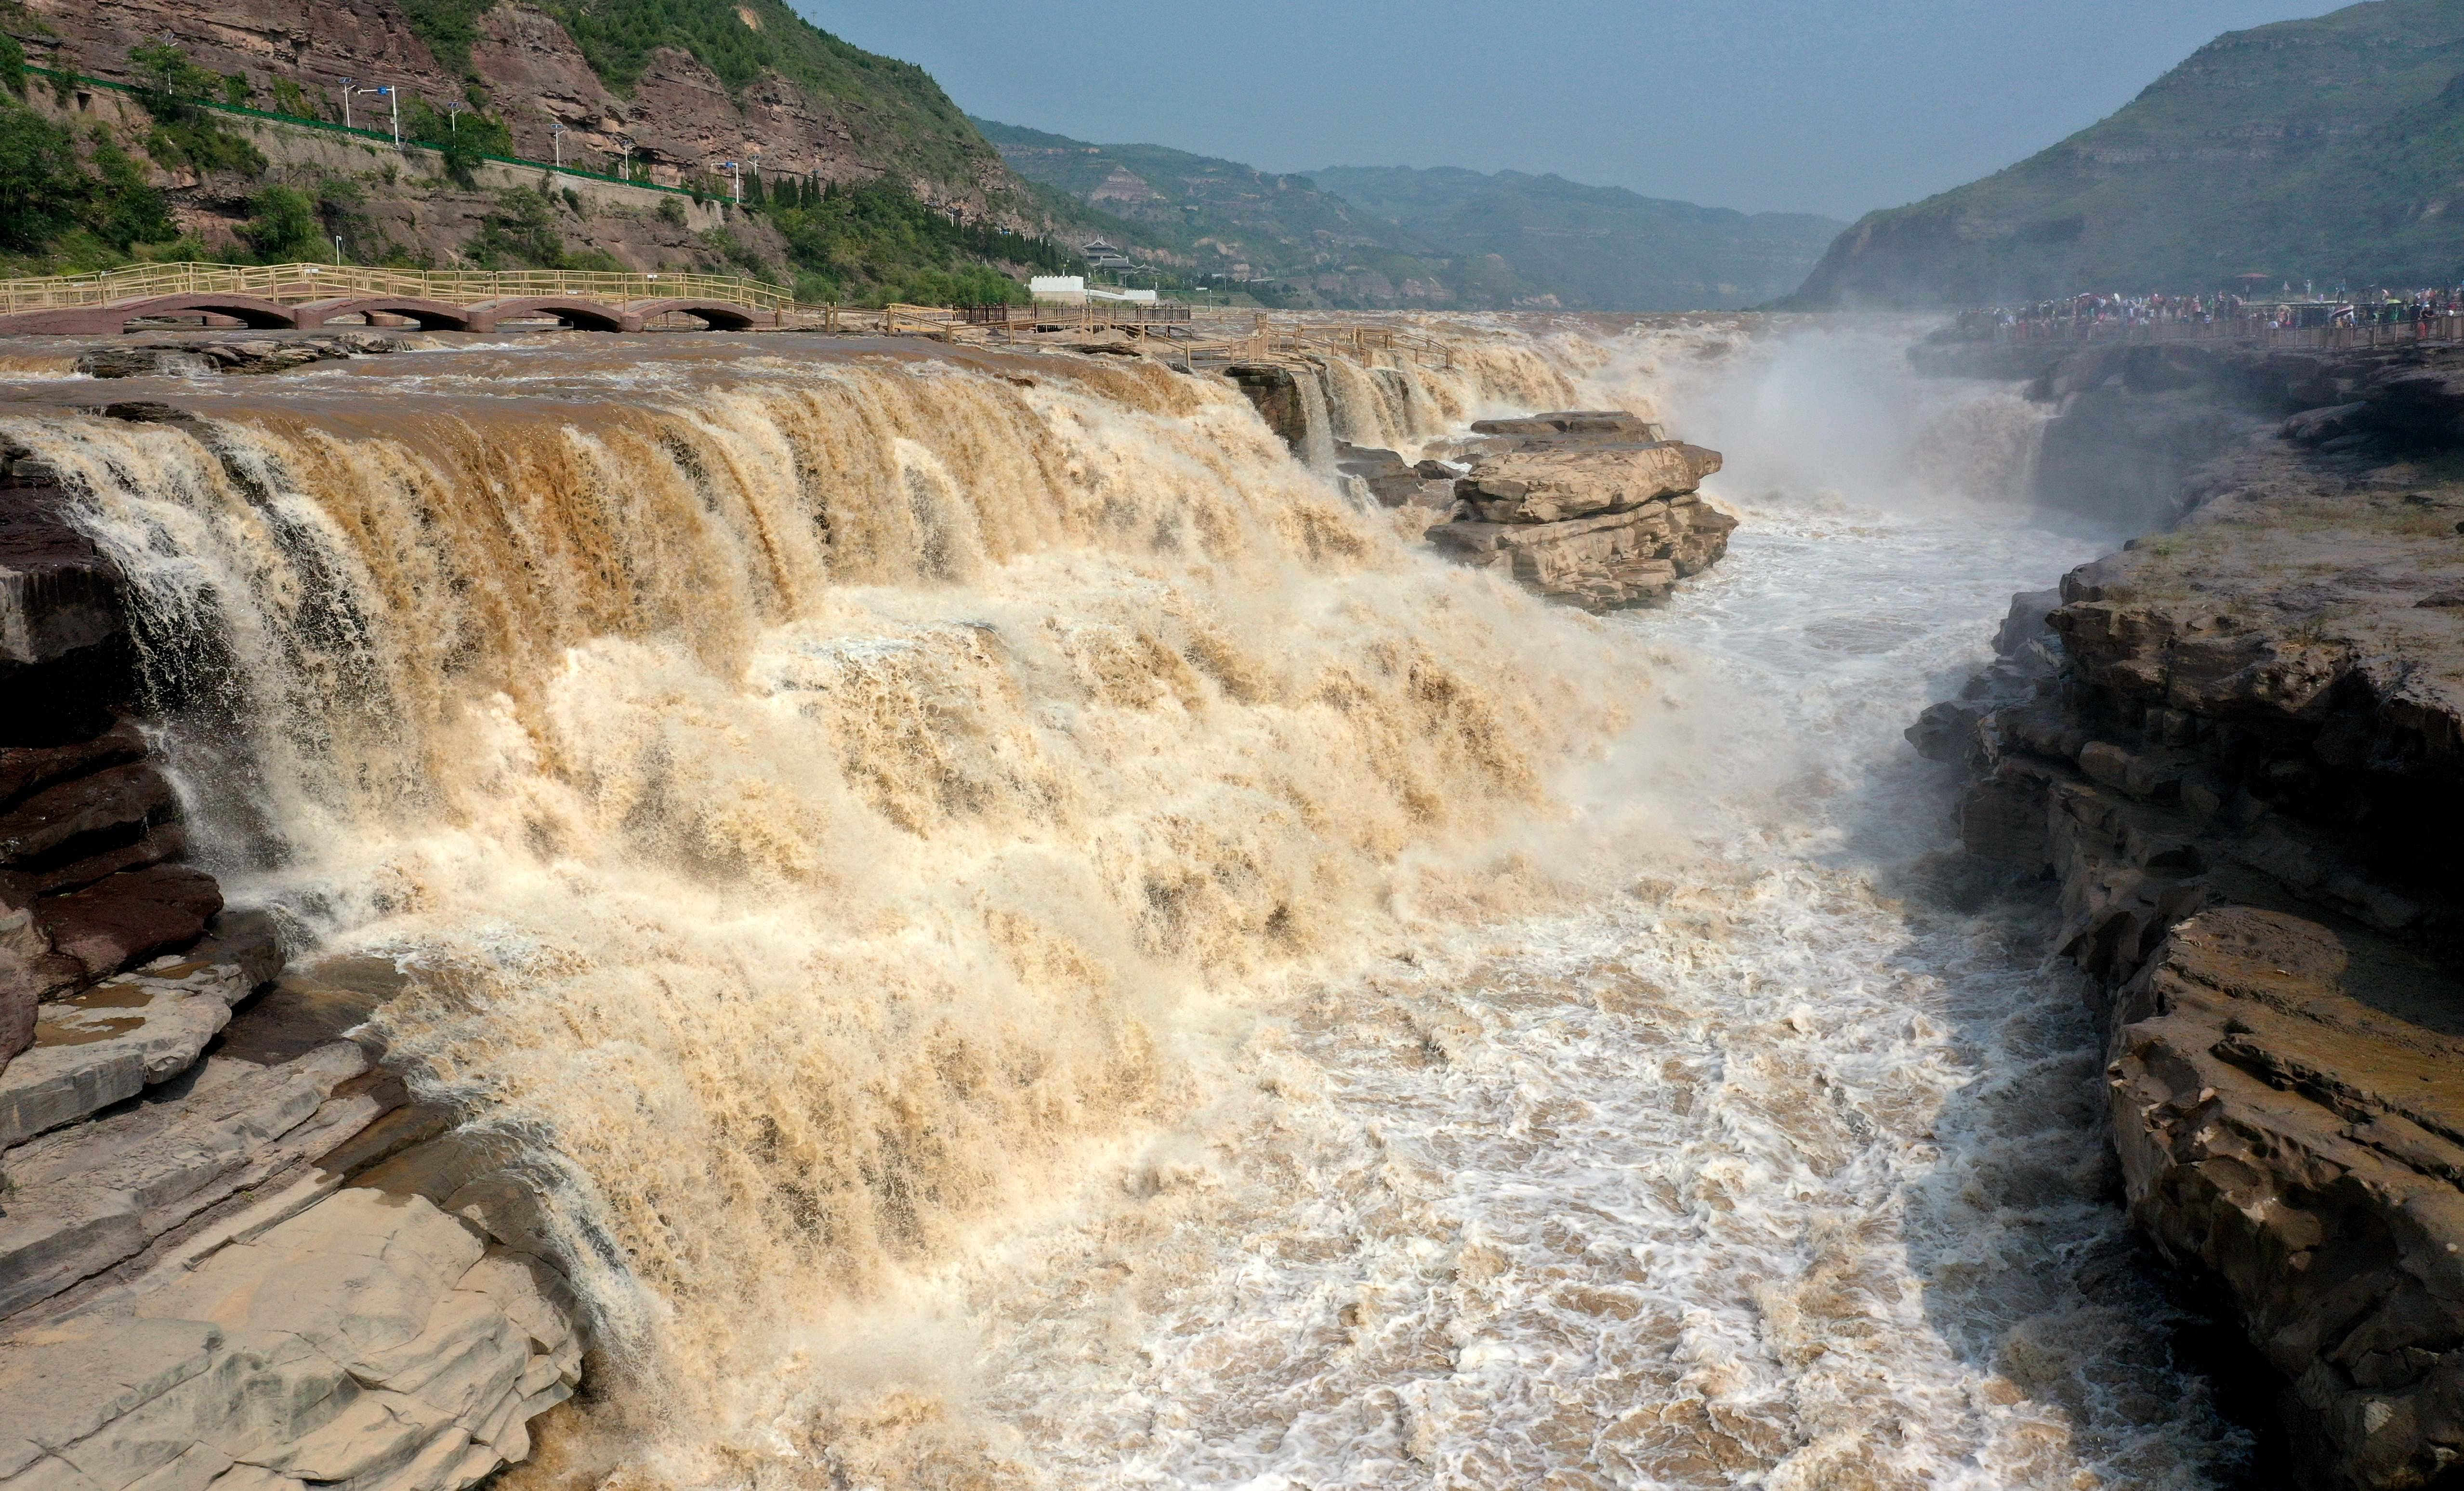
left=1455, top=441, right=1723, bottom=524
left=1427, top=494, right=1736, bottom=611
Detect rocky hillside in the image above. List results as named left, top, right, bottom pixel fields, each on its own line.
left=0, top=0, right=1087, bottom=300
left=1786, top=0, right=2464, bottom=307
left=1911, top=337, right=2464, bottom=1487
left=1309, top=165, right=1840, bottom=311
left=11, top=0, right=1019, bottom=209
left=977, top=117, right=1833, bottom=311
left=971, top=118, right=1449, bottom=306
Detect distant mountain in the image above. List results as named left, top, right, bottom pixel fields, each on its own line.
left=971, top=119, right=1454, bottom=307
left=975, top=118, right=1838, bottom=311
left=1308, top=166, right=1843, bottom=310
left=1784, top=0, right=2464, bottom=307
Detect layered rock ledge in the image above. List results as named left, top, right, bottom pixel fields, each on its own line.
left=1, top=428, right=582, bottom=1491
left=1914, top=338, right=2464, bottom=1489
left=1424, top=411, right=1734, bottom=609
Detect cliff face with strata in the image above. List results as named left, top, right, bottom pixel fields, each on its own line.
left=10, top=0, right=1023, bottom=211
left=1914, top=337, right=2464, bottom=1488
left=1, top=424, right=583, bottom=1491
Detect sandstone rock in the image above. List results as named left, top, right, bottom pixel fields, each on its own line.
left=0, top=1035, right=378, bottom=1320
left=0, top=726, right=149, bottom=816
left=1455, top=441, right=1722, bottom=524
left=1919, top=335, right=2464, bottom=1488
left=1469, top=411, right=1663, bottom=440
left=1222, top=365, right=1311, bottom=454
left=1427, top=495, right=1735, bottom=611
left=2284, top=401, right=2371, bottom=445
left=0, top=763, right=179, bottom=869
left=0, top=482, right=125, bottom=744
left=2110, top=909, right=2464, bottom=1490
left=72, top=348, right=218, bottom=381
left=0, top=957, right=259, bottom=1149
left=0, top=1188, right=578, bottom=1491
left=0, top=904, right=39, bottom=1077
left=37, top=867, right=224, bottom=985
left=1907, top=700, right=1986, bottom=765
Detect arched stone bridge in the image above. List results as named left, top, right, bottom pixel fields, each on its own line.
left=0, top=292, right=779, bottom=336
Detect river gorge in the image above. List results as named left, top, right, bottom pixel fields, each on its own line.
left=14, top=312, right=2423, bottom=1491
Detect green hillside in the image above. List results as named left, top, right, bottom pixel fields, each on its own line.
left=400, top=0, right=1001, bottom=192
left=1786, top=0, right=2464, bottom=306
left=1310, top=165, right=1842, bottom=311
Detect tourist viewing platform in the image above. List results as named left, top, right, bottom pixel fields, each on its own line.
left=1939, top=288, right=2464, bottom=351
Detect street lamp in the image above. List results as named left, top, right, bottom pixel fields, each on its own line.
left=616, top=136, right=634, bottom=182
left=550, top=120, right=565, bottom=169
left=721, top=159, right=741, bottom=203
left=332, top=235, right=343, bottom=265
left=340, top=80, right=387, bottom=135
left=445, top=100, right=464, bottom=133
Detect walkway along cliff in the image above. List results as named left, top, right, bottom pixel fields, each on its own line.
left=1911, top=336, right=2464, bottom=1490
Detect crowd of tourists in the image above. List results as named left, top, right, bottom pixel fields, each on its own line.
left=1951, top=284, right=2454, bottom=337
left=1949, top=287, right=2464, bottom=340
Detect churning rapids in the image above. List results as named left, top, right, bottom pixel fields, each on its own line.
left=3, top=319, right=2252, bottom=1489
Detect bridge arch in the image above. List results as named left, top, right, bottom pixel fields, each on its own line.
left=627, top=298, right=770, bottom=331
left=462, top=297, right=641, bottom=333
left=293, top=296, right=476, bottom=331
left=111, top=293, right=299, bottom=330
left=0, top=294, right=306, bottom=335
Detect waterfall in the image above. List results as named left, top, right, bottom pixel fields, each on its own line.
left=0, top=319, right=2203, bottom=1491
left=0, top=342, right=1635, bottom=1482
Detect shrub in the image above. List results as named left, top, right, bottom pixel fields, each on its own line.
left=240, top=185, right=323, bottom=260
left=0, top=101, right=82, bottom=250
left=405, top=99, right=513, bottom=188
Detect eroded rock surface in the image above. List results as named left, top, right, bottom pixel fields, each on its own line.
left=75, top=336, right=423, bottom=380
left=1425, top=411, right=1734, bottom=609
left=0, top=1189, right=580, bottom=1491
left=1917, top=337, right=2464, bottom=1488
left=1, top=431, right=581, bottom=1491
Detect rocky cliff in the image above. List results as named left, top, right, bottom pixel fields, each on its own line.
left=0, top=422, right=583, bottom=1491
left=13, top=0, right=1014, bottom=209
left=1913, top=336, right=2464, bottom=1487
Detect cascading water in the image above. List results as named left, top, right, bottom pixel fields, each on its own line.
left=0, top=318, right=2245, bottom=1489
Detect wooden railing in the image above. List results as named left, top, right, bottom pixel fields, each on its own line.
left=0, top=263, right=795, bottom=312
left=1193, top=319, right=1454, bottom=369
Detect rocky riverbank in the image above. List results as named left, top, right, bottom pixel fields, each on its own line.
left=0, top=430, right=582, bottom=1491
left=1912, top=337, right=2464, bottom=1489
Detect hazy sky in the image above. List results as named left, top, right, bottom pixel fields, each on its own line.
left=792, top=0, right=2329, bottom=221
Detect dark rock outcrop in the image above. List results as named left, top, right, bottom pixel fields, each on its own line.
left=75, top=334, right=420, bottom=379
left=1916, top=337, right=2464, bottom=1488
left=1224, top=363, right=1312, bottom=454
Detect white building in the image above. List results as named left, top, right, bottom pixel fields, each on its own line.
left=1030, top=275, right=1086, bottom=305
